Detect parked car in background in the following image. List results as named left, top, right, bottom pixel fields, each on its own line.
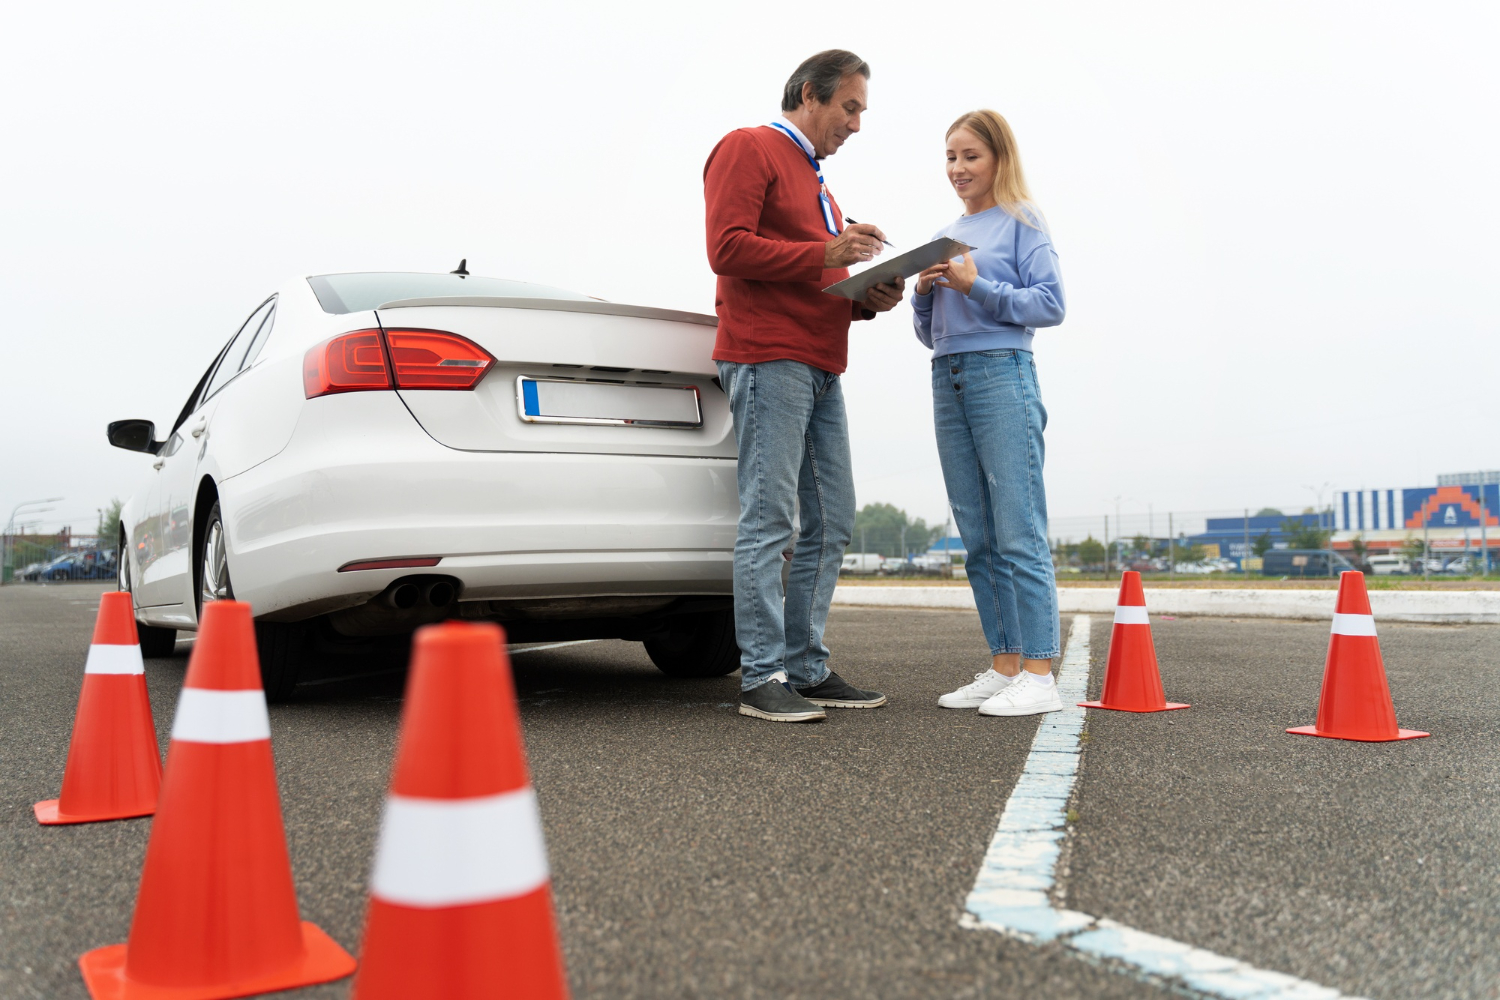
left=841, top=553, right=885, bottom=574
left=1366, top=554, right=1412, bottom=575
left=108, top=269, right=738, bottom=698
left=1261, top=549, right=1357, bottom=577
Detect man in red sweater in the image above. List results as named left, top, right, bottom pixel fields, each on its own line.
left=705, top=49, right=904, bottom=723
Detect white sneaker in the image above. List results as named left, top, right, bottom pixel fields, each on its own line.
left=977, top=673, right=1064, bottom=717
left=938, top=669, right=1016, bottom=709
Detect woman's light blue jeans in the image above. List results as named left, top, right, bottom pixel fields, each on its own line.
left=717, top=359, right=854, bottom=692
left=932, top=349, right=1060, bottom=660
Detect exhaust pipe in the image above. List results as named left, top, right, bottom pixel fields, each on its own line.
left=383, top=582, right=421, bottom=610
left=423, top=580, right=455, bottom=608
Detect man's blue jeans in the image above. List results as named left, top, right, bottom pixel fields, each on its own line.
left=716, top=359, right=854, bottom=692
left=933, top=349, right=1060, bottom=660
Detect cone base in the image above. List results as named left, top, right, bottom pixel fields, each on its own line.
left=1286, top=725, right=1430, bottom=742
left=34, top=799, right=155, bottom=826
left=78, top=921, right=356, bottom=1000
left=1078, top=701, right=1190, bottom=713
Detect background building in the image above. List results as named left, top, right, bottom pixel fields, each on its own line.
left=1335, top=473, right=1498, bottom=557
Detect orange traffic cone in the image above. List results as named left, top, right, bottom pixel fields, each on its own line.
left=353, top=621, right=569, bottom=1000
left=1288, top=571, right=1429, bottom=742
left=78, top=600, right=356, bottom=1000
left=1080, top=571, right=1189, bottom=713
left=35, top=591, right=163, bottom=825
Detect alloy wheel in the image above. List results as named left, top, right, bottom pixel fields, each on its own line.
left=200, top=517, right=231, bottom=609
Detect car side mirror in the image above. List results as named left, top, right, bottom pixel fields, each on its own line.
left=108, top=419, right=163, bottom=454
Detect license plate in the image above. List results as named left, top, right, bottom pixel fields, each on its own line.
left=516, top=377, right=703, bottom=429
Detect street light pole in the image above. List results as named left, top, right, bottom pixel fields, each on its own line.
left=1483, top=484, right=1491, bottom=577
left=1423, top=505, right=1430, bottom=582
left=1243, top=508, right=1250, bottom=580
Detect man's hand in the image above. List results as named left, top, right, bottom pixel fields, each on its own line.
left=824, top=223, right=887, bottom=269
left=863, top=275, right=905, bottom=313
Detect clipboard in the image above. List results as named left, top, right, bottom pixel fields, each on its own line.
left=821, top=237, right=975, bottom=301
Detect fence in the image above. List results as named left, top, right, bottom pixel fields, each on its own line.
left=1, top=533, right=114, bottom=584
left=1047, top=505, right=1335, bottom=578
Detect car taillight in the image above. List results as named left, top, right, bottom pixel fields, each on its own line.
left=385, top=329, right=495, bottom=389
left=304, top=328, right=494, bottom=398
left=304, top=329, right=391, bottom=398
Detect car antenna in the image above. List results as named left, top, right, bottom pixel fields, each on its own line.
left=450, top=258, right=469, bottom=277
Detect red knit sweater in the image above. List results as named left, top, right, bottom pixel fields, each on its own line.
left=704, top=126, right=870, bottom=375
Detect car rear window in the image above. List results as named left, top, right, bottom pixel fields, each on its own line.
left=307, top=272, right=594, bottom=314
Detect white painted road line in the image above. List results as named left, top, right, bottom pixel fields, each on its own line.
left=962, top=615, right=1369, bottom=1000
left=507, top=640, right=600, bottom=656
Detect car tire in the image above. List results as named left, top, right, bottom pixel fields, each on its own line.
left=194, top=500, right=307, bottom=701
left=643, top=608, right=741, bottom=678
left=119, top=530, right=177, bottom=657
left=254, top=620, right=311, bottom=702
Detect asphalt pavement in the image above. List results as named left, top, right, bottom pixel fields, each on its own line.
left=2, top=583, right=1496, bottom=999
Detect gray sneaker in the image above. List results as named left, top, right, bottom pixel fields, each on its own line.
left=795, top=670, right=887, bottom=709
left=739, top=681, right=827, bottom=723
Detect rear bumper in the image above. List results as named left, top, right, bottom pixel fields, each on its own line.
left=220, top=393, right=738, bottom=620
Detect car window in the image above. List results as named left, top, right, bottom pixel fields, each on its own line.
left=238, top=299, right=277, bottom=371
left=203, top=298, right=275, bottom=402
left=170, top=355, right=224, bottom=435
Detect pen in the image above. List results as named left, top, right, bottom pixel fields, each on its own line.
left=844, top=218, right=894, bottom=247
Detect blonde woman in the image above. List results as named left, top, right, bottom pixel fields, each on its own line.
left=913, top=110, right=1067, bottom=717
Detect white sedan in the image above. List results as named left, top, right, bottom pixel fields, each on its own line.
left=110, top=269, right=739, bottom=698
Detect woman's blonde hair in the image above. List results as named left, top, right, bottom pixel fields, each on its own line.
left=946, top=109, right=1042, bottom=230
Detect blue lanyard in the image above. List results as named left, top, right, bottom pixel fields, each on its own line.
left=769, top=121, right=841, bottom=236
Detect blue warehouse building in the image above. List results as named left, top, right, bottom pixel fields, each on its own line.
left=1186, top=512, right=1330, bottom=568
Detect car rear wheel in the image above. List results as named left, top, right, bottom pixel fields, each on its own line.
left=254, top=620, right=312, bottom=702
left=196, top=500, right=307, bottom=700
left=120, top=531, right=177, bottom=658
left=643, top=608, right=740, bottom=678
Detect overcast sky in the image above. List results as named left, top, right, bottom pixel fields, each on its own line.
left=3, top=0, right=1496, bottom=541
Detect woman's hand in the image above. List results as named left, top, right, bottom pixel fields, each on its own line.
left=934, top=254, right=979, bottom=296
left=915, top=263, right=948, bottom=296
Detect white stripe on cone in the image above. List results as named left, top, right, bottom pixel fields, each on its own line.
left=170, top=688, right=272, bottom=743
left=1331, top=612, right=1377, bottom=637
left=370, top=788, right=550, bottom=908
left=84, top=644, right=145, bottom=675
left=1113, top=605, right=1150, bottom=626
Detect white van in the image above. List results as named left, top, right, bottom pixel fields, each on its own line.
left=1367, top=555, right=1411, bottom=575
left=841, top=553, right=885, bottom=574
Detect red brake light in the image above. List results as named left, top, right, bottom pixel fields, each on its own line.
left=303, top=328, right=493, bottom=399
left=304, top=329, right=391, bottom=398
left=385, top=330, right=495, bottom=389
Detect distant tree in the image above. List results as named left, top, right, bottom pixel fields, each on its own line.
left=1349, top=534, right=1369, bottom=568
left=97, top=498, right=123, bottom=550
left=1254, top=507, right=1283, bottom=518
left=1282, top=517, right=1331, bottom=550
left=1401, top=535, right=1426, bottom=561
left=1076, top=536, right=1105, bottom=569
left=852, top=503, right=942, bottom=558
left=1252, top=532, right=1274, bottom=557
left=1130, top=534, right=1152, bottom=557
left=1171, top=542, right=1205, bottom=565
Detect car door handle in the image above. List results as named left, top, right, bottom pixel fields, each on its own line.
left=152, top=458, right=165, bottom=470
left=190, top=418, right=207, bottom=439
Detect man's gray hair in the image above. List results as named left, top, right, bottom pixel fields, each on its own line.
left=781, top=50, right=870, bottom=112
